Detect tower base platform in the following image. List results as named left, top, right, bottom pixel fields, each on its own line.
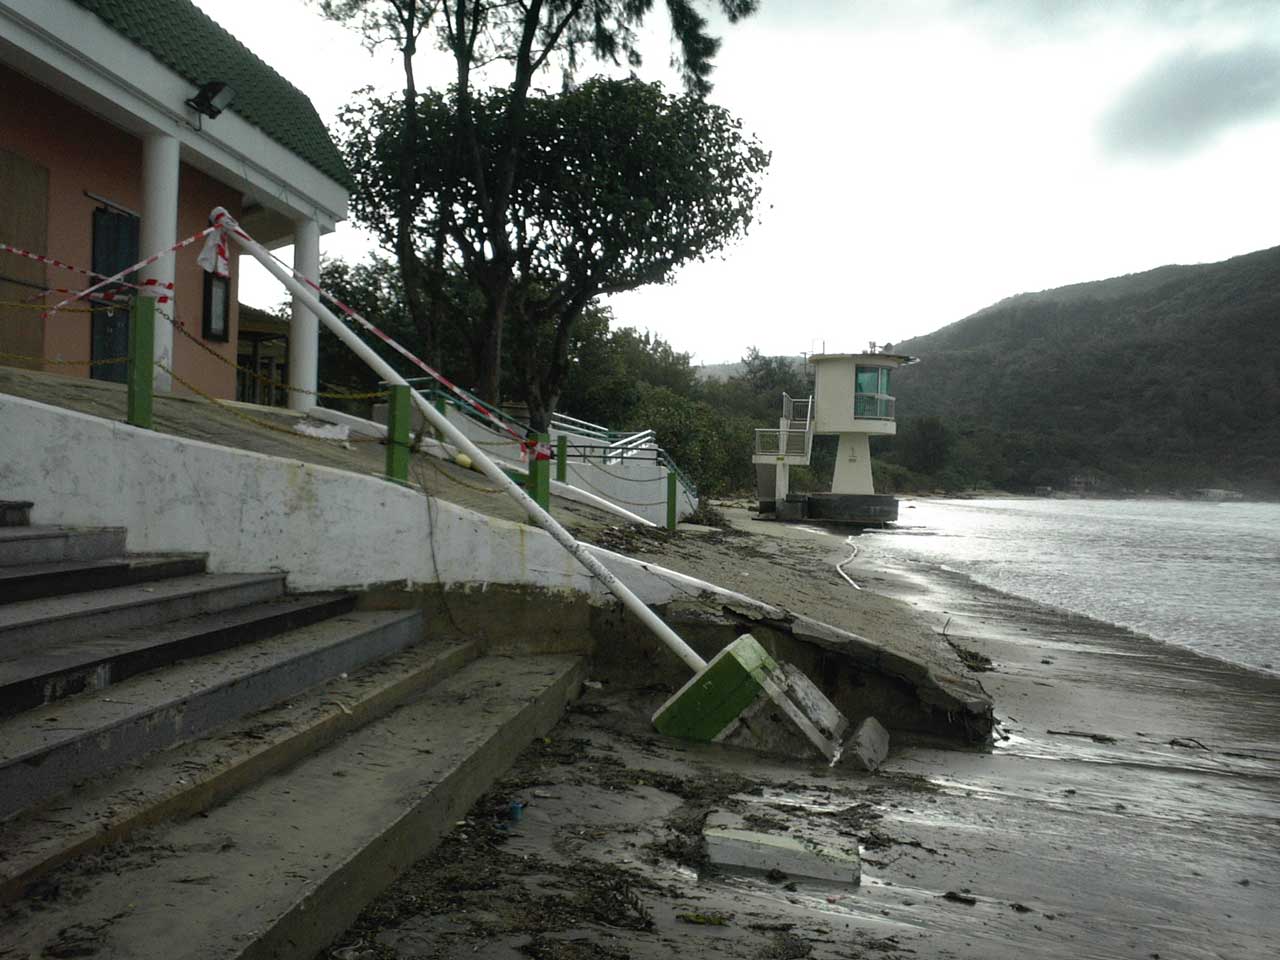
left=757, top=493, right=899, bottom=525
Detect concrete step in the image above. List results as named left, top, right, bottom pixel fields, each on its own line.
left=0, top=572, right=285, bottom=650
left=0, top=609, right=424, bottom=821
left=0, top=654, right=584, bottom=960
left=0, top=637, right=480, bottom=905
left=0, top=592, right=356, bottom=720
left=0, top=525, right=126, bottom=567
left=0, top=553, right=208, bottom=605
left=0, top=501, right=32, bottom=527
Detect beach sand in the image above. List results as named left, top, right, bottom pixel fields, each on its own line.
left=323, top=507, right=1280, bottom=960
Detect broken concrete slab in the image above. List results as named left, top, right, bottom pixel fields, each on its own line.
left=703, top=810, right=860, bottom=885
left=846, top=716, right=890, bottom=772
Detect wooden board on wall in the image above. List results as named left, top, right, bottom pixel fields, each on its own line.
left=0, top=147, right=50, bottom=368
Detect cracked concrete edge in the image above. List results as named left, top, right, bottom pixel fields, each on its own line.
left=584, top=545, right=992, bottom=724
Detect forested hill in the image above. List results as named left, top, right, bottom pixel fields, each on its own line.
left=889, top=245, right=1280, bottom=496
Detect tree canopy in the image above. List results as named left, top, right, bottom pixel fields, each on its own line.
left=339, top=76, right=768, bottom=426
left=316, top=0, right=765, bottom=425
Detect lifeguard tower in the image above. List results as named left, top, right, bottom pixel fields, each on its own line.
left=753, top=344, right=917, bottom=524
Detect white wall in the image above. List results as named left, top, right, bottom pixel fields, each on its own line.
left=0, top=393, right=594, bottom=593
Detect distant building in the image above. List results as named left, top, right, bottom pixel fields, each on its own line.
left=1069, top=471, right=1103, bottom=494
left=0, top=0, right=350, bottom=404
left=1193, top=488, right=1244, bottom=501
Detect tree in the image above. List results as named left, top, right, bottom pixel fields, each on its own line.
left=897, top=416, right=953, bottom=475
left=339, top=77, right=768, bottom=427
left=559, top=322, right=697, bottom=429
left=317, top=0, right=763, bottom=421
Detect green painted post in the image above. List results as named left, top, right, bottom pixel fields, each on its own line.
left=434, top=394, right=447, bottom=439
left=667, top=470, right=678, bottom=531
left=528, top=432, right=551, bottom=511
left=556, top=434, right=568, bottom=483
left=385, top=384, right=411, bottom=483
left=126, top=296, right=154, bottom=429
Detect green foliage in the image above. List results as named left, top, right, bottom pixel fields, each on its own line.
left=895, top=416, right=953, bottom=474
left=338, top=77, right=769, bottom=424
left=630, top=385, right=754, bottom=496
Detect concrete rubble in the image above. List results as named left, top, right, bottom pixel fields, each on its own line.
left=847, top=716, right=890, bottom=771
left=702, top=809, right=861, bottom=885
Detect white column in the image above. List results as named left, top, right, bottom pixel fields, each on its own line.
left=288, top=218, right=321, bottom=411
left=832, top=433, right=875, bottom=495
left=140, top=133, right=179, bottom=392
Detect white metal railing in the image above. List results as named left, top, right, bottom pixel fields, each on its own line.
left=551, top=411, right=612, bottom=440
left=607, top=429, right=656, bottom=462
left=854, top=393, right=895, bottom=420
left=782, top=392, right=813, bottom=429
left=755, top=428, right=811, bottom=458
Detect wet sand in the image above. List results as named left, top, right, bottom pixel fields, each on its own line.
left=324, top=508, right=1280, bottom=960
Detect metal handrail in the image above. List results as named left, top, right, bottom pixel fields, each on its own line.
left=755, top=428, right=811, bottom=458
left=551, top=411, right=612, bottom=434
left=607, top=429, right=656, bottom=457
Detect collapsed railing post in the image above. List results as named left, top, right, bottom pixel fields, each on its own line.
left=214, top=207, right=708, bottom=675
left=385, top=384, right=412, bottom=484
left=667, top=470, right=678, bottom=531
left=555, top=434, right=568, bottom=483
left=126, top=296, right=154, bottom=429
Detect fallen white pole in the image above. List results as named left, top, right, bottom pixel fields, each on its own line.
left=213, top=208, right=708, bottom=674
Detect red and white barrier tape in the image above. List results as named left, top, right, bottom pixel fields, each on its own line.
left=1, top=242, right=176, bottom=303
left=40, top=228, right=214, bottom=317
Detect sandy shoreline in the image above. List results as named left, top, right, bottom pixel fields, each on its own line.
left=324, top=507, right=1280, bottom=959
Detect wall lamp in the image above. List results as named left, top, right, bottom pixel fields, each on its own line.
left=185, top=81, right=236, bottom=128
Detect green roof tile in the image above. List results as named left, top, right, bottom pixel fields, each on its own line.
left=72, top=0, right=352, bottom=190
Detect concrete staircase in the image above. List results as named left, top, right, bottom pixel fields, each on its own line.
left=0, top=503, right=585, bottom=959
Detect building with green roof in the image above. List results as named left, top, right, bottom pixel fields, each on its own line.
left=0, top=0, right=351, bottom=404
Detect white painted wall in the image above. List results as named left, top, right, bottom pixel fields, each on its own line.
left=0, top=393, right=591, bottom=593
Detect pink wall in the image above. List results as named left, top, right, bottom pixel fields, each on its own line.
left=0, top=64, right=242, bottom=399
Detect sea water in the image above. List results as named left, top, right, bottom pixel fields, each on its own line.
left=864, top=497, right=1280, bottom=676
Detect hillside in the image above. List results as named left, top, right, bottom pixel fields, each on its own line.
left=891, top=245, right=1280, bottom=495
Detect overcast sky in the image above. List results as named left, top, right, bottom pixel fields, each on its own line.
left=199, top=0, right=1280, bottom=363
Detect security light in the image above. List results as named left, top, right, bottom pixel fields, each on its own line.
left=186, top=81, right=236, bottom=119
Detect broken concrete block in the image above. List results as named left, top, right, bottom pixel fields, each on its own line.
left=703, top=810, right=860, bottom=885
left=780, top=662, right=848, bottom=746
left=708, top=664, right=849, bottom=762
left=848, top=716, right=890, bottom=771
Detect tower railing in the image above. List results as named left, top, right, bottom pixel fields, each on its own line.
left=854, top=393, right=895, bottom=420
left=754, top=428, right=812, bottom=459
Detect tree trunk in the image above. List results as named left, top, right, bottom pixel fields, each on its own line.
left=475, top=282, right=507, bottom=404
left=395, top=9, right=433, bottom=361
